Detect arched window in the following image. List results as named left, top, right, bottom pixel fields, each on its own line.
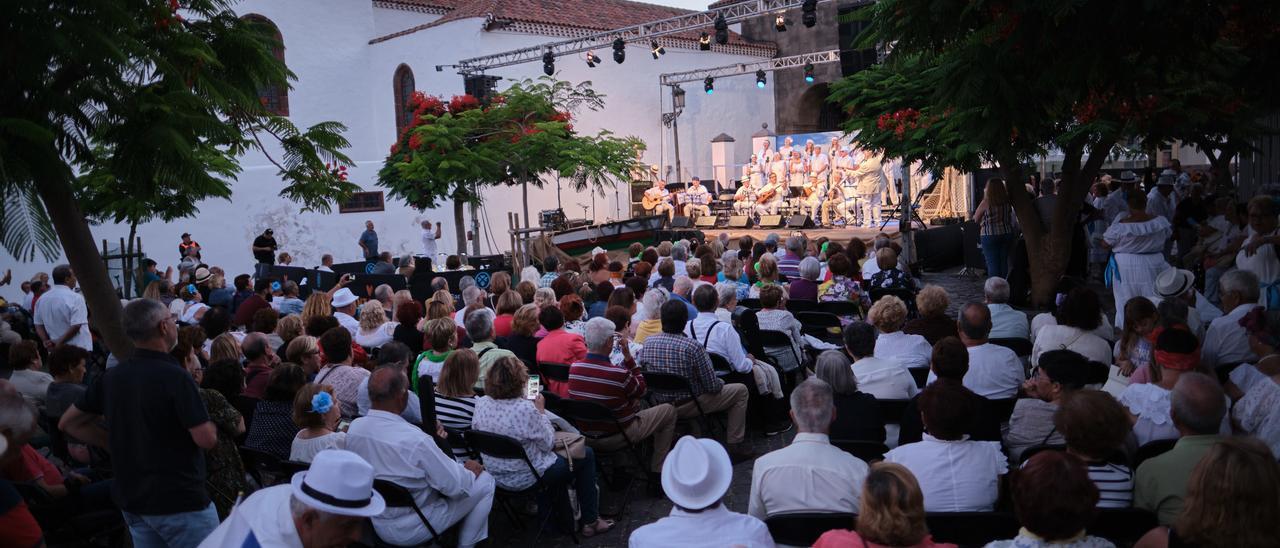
left=393, top=64, right=416, bottom=134
left=242, top=14, right=289, bottom=116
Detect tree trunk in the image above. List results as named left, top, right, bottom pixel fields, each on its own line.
left=521, top=173, right=530, bottom=230
left=35, top=176, right=134, bottom=359
left=126, top=221, right=137, bottom=299
left=453, top=198, right=466, bottom=256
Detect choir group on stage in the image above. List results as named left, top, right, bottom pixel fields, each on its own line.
left=643, top=136, right=895, bottom=228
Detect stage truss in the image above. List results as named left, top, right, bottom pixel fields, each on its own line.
left=658, top=50, right=841, bottom=86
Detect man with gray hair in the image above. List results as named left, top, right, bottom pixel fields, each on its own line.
left=33, top=264, right=91, bottom=351
left=61, top=298, right=220, bottom=546
left=1202, top=269, right=1262, bottom=369
left=454, top=285, right=485, bottom=328
left=347, top=366, right=494, bottom=547
left=374, top=284, right=395, bottom=319
left=669, top=275, right=699, bottom=320
left=566, top=317, right=677, bottom=475
left=241, top=332, right=281, bottom=399
left=747, top=378, right=868, bottom=520
left=777, top=236, right=805, bottom=280
left=1135, top=372, right=1229, bottom=525
left=984, top=277, right=1029, bottom=339
left=464, top=308, right=514, bottom=389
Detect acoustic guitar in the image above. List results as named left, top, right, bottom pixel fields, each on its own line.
left=756, top=184, right=778, bottom=204
left=641, top=192, right=670, bottom=210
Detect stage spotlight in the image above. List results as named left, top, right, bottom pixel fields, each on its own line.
left=542, top=50, right=555, bottom=76
left=612, top=37, right=626, bottom=64
left=775, top=14, right=786, bottom=31
left=804, top=62, right=815, bottom=83
left=802, top=0, right=817, bottom=27
left=650, top=39, right=665, bottom=59
left=704, top=77, right=714, bottom=95
left=698, top=32, right=711, bottom=50
left=756, top=69, right=767, bottom=88
left=714, top=12, right=729, bottom=45
left=585, top=51, right=601, bottom=68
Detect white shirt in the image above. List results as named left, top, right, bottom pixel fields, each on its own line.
left=335, top=311, right=359, bottom=337
left=927, top=343, right=1024, bottom=399
left=1030, top=312, right=1115, bottom=343
left=289, top=431, right=346, bottom=463
left=987, top=303, right=1030, bottom=340
left=9, top=369, right=53, bottom=409
left=346, top=410, right=489, bottom=546
left=850, top=356, right=918, bottom=400
left=32, top=284, right=91, bottom=351
left=355, top=322, right=397, bottom=349
left=1146, top=188, right=1175, bottom=223
left=1031, top=325, right=1112, bottom=367
left=197, top=485, right=303, bottom=548
left=1203, top=303, right=1260, bottom=369
left=421, top=228, right=437, bottom=258
left=748, top=433, right=868, bottom=520
left=629, top=504, right=776, bottom=548
left=884, top=434, right=1007, bottom=512
left=686, top=312, right=750, bottom=374
left=21, top=291, right=34, bottom=312
left=873, top=331, right=933, bottom=370
left=1237, top=227, right=1280, bottom=285
left=355, top=377, right=422, bottom=425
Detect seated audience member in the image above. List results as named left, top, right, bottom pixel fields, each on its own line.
left=241, top=332, right=280, bottom=400
left=254, top=308, right=284, bottom=350
left=900, top=337, right=1001, bottom=445
left=357, top=343, right=421, bottom=425
left=234, top=279, right=274, bottom=329
left=492, top=290, right=522, bottom=337
left=928, top=303, right=1024, bottom=399
left=987, top=451, right=1113, bottom=548
left=867, top=247, right=916, bottom=291
left=535, top=305, right=585, bottom=396
left=244, top=363, right=307, bottom=461
left=275, top=314, right=304, bottom=357
left=630, top=436, right=774, bottom=548
left=1120, top=328, right=1227, bottom=446
left=1115, top=297, right=1159, bottom=381
left=1201, top=269, right=1262, bottom=368
left=392, top=302, right=425, bottom=355
left=756, top=284, right=807, bottom=373
left=669, top=276, right=700, bottom=321
left=1005, top=350, right=1095, bottom=462
left=412, top=318, right=456, bottom=392
left=789, top=257, right=822, bottom=301
left=885, top=381, right=1007, bottom=512
left=1030, top=278, right=1115, bottom=344
left=291, top=384, right=345, bottom=463
left=347, top=366, right=495, bottom=547
left=1056, top=390, right=1135, bottom=508
left=471, top=357, right=615, bottom=537
left=355, top=300, right=396, bottom=349
left=815, top=350, right=885, bottom=443
left=903, top=285, right=958, bottom=345
left=984, top=276, right=1030, bottom=340
left=434, top=349, right=480, bottom=459
left=8, top=341, right=51, bottom=409
left=747, top=253, right=784, bottom=299
left=561, top=294, right=588, bottom=334
left=1135, top=437, right=1280, bottom=548
left=1032, top=287, right=1112, bottom=366
left=496, top=304, right=540, bottom=368
left=465, top=308, right=515, bottom=391
left=0, top=382, right=45, bottom=547
left=275, top=281, right=305, bottom=316
left=748, top=378, right=869, bottom=520
left=567, top=318, right=677, bottom=475
left=286, top=335, right=323, bottom=379
left=515, top=280, right=537, bottom=304
left=636, top=300, right=752, bottom=461
left=844, top=321, right=918, bottom=400
left=814, top=462, right=957, bottom=548
left=686, top=284, right=785, bottom=402
left=1135, top=372, right=1229, bottom=525
left=1232, top=353, right=1280, bottom=456
left=651, top=258, right=676, bottom=292
left=633, top=287, right=668, bottom=344
left=818, top=252, right=871, bottom=310
left=200, top=449, right=384, bottom=547
left=868, top=295, right=933, bottom=370
left=714, top=282, right=739, bottom=323
left=44, top=344, right=90, bottom=423
left=315, top=327, right=371, bottom=419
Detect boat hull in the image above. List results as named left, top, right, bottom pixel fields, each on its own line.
left=552, top=216, right=667, bottom=256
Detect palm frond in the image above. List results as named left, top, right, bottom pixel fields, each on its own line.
left=0, top=183, right=60, bottom=262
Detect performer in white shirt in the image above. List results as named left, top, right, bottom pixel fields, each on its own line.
left=800, top=173, right=827, bottom=220
left=820, top=174, right=850, bottom=227
left=643, top=179, right=676, bottom=222
left=778, top=136, right=794, bottom=159
left=747, top=155, right=763, bottom=187
left=768, top=152, right=787, bottom=191
left=733, top=180, right=757, bottom=215
left=852, top=150, right=888, bottom=228
left=682, top=177, right=711, bottom=219
left=757, top=141, right=774, bottom=167
left=807, top=140, right=830, bottom=186
left=787, top=150, right=807, bottom=193
left=420, top=220, right=441, bottom=258
left=755, top=172, right=786, bottom=216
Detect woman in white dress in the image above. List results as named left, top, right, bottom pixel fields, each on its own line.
left=1235, top=195, right=1280, bottom=310
left=178, top=283, right=209, bottom=324
left=1102, top=190, right=1172, bottom=328
left=748, top=154, right=763, bottom=188
left=1118, top=327, right=1220, bottom=447
left=769, top=152, right=787, bottom=190
left=788, top=150, right=807, bottom=194
left=1232, top=355, right=1280, bottom=457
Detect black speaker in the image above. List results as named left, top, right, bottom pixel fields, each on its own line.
left=915, top=223, right=964, bottom=272
left=758, top=215, right=784, bottom=228
left=787, top=214, right=814, bottom=229
left=694, top=216, right=718, bottom=228
left=727, top=215, right=753, bottom=228
left=671, top=216, right=692, bottom=228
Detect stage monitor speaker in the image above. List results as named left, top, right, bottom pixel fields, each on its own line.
left=670, top=216, right=692, bottom=228
left=787, top=214, right=814, bottom=229
left=694, top=216, right=718, bottom=228
left=915, top=223, right=964, bottom=272
left=758, top=215, right=784, bottom=228
left=727, top=215, right=753, bottom=229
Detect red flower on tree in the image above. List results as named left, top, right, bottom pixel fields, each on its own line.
left=448, top=94, right=481, bottom=113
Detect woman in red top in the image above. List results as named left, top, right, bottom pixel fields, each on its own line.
left=535, top=306, right=586, bottom=397
left=492, top=290, right=522, bottom=338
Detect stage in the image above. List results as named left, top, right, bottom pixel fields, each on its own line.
left=701, top=223, right=902, bottom=244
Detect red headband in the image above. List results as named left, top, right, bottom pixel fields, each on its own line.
left=1155, top=348, right=1201, bottom=371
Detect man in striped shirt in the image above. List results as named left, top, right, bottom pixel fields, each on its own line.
left=566, top=318, right=676, bottom=474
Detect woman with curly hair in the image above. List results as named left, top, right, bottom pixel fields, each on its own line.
left=868, top=295, right=933, bottom=370
left=814, top=462, right=956, bottom=547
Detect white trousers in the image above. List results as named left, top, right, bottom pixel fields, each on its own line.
left=651, top=203, right=675, bottom=221
left=683, top=204, right=711, bottom=218
left=755, top=200, right=784, bottom=216
left=860, top=193, right=881, bottom=227
left=375, top=471, right=496, bottom=547
left=802, top=195, right=825, bottom=219
left=733, top=201, right=755, bottom=215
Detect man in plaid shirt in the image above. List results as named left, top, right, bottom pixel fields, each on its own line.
left=635, top=300, right=753, bottom=462
left=538, top=256, right=560, bottom=288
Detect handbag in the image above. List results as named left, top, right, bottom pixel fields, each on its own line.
left=553, top=430, right=586, bottom=460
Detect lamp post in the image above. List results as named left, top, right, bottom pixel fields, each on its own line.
left=662, top=85, right=686, bottom=182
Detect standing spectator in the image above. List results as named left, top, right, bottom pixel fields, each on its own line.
left=290, top=384, right=345, bottom=463
left=1134, top=372, right=1229, bottom=525
left=59, top=298, right=220, bottom=545
left=358, top=220, right=379, bottom=261
left=33, top=264, right=91, bottom=352
left=984, top=277, right=1029, bottom=340
left=244, top=364, right=306, bottom=461
left=974, top=178, right=1016, bottom=278
left=868, top=295, right=933, bottom=370
left=748, top=378, right=869, bottom=520
left=986, top=451, right=1114, bottom=548
left=370, top=252, right=395, bottom=275
left=629, top=436, right=775, bottom=548
left=1201, top=269, right=1261, bottom=368
left=315, top=327, right=371, bottom=419
left=1004, top=350, right=1094, bottom=462
left=176, top=346, right=248, bottom=519
left=1031, top=287, right=1112, bottom=367
left=421, top=220, right=442, bottom=259
left=1102, top=190, right=1172, bottom=328
left=1056, top=390, right=1135, bottom=508
left=141, top=258, right=171, bottom=287
left=929, top=303, right=1024, bottom=399
left=814, top=350, right=885, bottom=442
left=177, top=232, right=201, bottom=261
left=844, top=321, right=919, bottom=400
left=814, top=463, right=957, bottom=548
left=252, top=228, right=277, bottom=266
left=904, top=285, right=958, bottom=345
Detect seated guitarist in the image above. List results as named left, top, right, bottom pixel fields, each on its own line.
left=801, top=173, right=827, bottom=221
left=683, top=177, right=711, bottom=219
left=755, top=172, right=786, bottom=217
left=733, top=181, right=757, bottom=215
left=643, top=179, right=675, bottom=222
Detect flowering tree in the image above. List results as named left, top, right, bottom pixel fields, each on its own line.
left=831, top=0, right=1280, bottom=305
left=379, top=78, right=642, bottom=253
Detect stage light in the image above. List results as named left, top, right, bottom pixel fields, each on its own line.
left=704, top=77, right=714, bottom=95
left=804, top=62, right=815, bottom=83
left=756, top=69, right=767, bottom=88
left=698, top=32, right=711, bottom=50
left=612, top=37, right=626, bottom=64
left=802, top=0, right=817, bottom=28
left=650, top=39, right=665, bottom=59
left=775, top=14, right=786, bottom=31
left=714, top=12, right=729, bottom=45
left=585, top=51, right=601, bottom=68
left=542, top=50, right=555, bottom=76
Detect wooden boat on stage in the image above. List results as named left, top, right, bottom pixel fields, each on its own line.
left=552, top=215, right=666, bottom=256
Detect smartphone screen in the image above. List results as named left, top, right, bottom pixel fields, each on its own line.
left=337, top=419, right=351, bottom=433
left=526, top=375, right=541, bottom=400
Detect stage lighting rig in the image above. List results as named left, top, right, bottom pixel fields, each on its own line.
left=542, top=50, right=555, bottom=76
left=756, top=70, right=767, bottom=88
left=714, top=12, right=729, bottom=45
left=651, top=39, right=665, bottom=59
left=802, top=0, right=817, bottom=28
left=804, top=62, right=815, bottom=83
left=612, top=37, right=626, bottom=63
left=704, top=77, right=714, bottom=94
left=775, top=14, right=786, bottom=31
left=698, top=32, right=711, bottom=50
left=585, top=51, right=601, bottom=67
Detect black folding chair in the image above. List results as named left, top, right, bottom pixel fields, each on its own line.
left=1088, top=508, right=1158, bottom=545
left=643, top=370, right=725, bottom=439
left=869, top=287, right=919, bottom=318
left=988, top=337, right=1033, bottom=357
left=708, top=352, right=735, bottom=375
left=759, top=329, right=805, bottom=374
left=443, top=426, right=475, bottom=460
left=278, top=460, right=311, bottom=478
left=739, top=298, right=762, bottom=309
left=239, top=445, right=287, bottom=487
left=1216, top=361, right=1246, bottom=385
left=1133, top=438, right=1178, bottom=470
left=796, top=311, right=843, bottom=343
left=830, top=440, right=889, bottom=463
left=908, top=367, right=930, bottom=389
left=12, top=481, right=127, bottom=547
left=875, top=399, right=911, bottom=425
left=466, top=430, right=578, bottom=544
left=1016, top=444, right=1067, bottom=466
left=988, top=398, right=1018, bottom=424
left=540, top=389, right=563, bottom=415
left=925, top=511, right=1020, bottom=546
left=553, top=398, right=648, bottom=512
left=765, top=512, right=857, bottom=547
left=819, top=300, right=862, bottom=321
left=785, top=299, right=819, bottom=313
left=538, top=362, right=572, bottom=383
left=371, top=479, right=443, bottom=546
